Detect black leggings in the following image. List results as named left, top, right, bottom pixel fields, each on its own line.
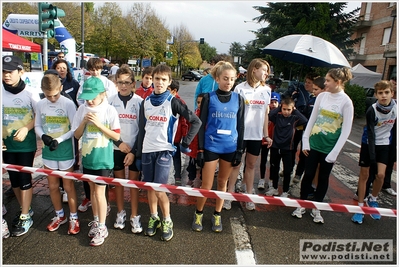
left=3, top=151, right=35, bottom=190
left=259, top=144, right=270, bottom=179
left=270, top=147, right=293, bottom=192
left=300, top=149, right=334, bottom=202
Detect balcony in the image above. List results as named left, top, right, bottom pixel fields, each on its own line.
left=384, top=43, right=397, bottom=58
left=348, top=47, right=368, bottom=61
left=354, top=13, right=373, bottom=30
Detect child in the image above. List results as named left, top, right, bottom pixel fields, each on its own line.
left=34, top=70, right=80, bottom=234
left=225, top=58, right=272, bottom=211
left=192, top=61, right=245, bottom=232
left=72, top=77, right=121, bottom=246
left=108, top=66, right=143, bottom=233
left=258, top=92, right=281, bottom=190
left=76, top=58, right=118, bottom=213
left=293, top=76, right=326, bottom=186
left=135, top=67, right=154, bottom=99
left=135, top=64, right=201, bottom=241
left=292, top=67, right=354, bottom=224
left=186, top=93, right=205, bottom=188
left=167, top=79, right=189, bottom=185
left=2, top=55, right=39, bottom=237
left=265, top=97, right=308, bottom=197
left=351, top=80, right=396, bottom=224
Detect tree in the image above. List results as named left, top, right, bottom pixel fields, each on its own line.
left=198, top=42, right=217, bottom=63
left=251, top=2, right=361, bottom=79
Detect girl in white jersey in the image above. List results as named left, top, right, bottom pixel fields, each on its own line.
left=292, top=67, right=354, bottom=224
left=108, top=66, right=143, bottom=234
left=34, top=71, right=79, bottom=235
left=224, top=58, right=273, bottom=211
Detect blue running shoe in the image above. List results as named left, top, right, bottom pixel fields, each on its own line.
left=11, top=216, right=33, bottom=237
left=351, top=213, right=364, bottom=224
left=366, top=197, right=381, bottom=220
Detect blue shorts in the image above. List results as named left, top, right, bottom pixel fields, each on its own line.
left=142, top=151, right=172, bottom=184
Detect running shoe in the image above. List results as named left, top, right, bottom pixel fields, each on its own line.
left=2, top=218, right=10, bottom=239
left=161, top=220, right=174, bottom=241
left=130, top=215, right=143, bottom=234
left=257, top=179, right=266, bottom=190
left=366, top=196, right=381, bottom=220
left=311, top=209, right=324, bottom=224
left=246, top=202, right=255, bottom=211
left=12, top=208, right=34, bottom=226
left=292, top=175, right=301, bottom=183
left=211, top=214, right=222, bottom=233
left=265, top=187, right=279, bottom=196
left=351, top=213, right=364, bottom=224
left=280, top=192, right=289, bottom=198
left=223, top=200, right=232, bottom=210
left=78, top=198, right=91, bottom=212
left=68, top=219, right=80, bottom=235
left=11, top=216, right=33, bottom=237
left=292, top=207, right=306, bottom=219
left=88, top=220, right=98, bottom=238
left=89, top=226, right=108, bottom=247
left=383, top=188, right=397, bottom=196
left=113, top=210, right=126, bottom=229
left=192, top=213, right=203, bottom=232
left=47, top=215, right=67, bottom=231
left=145, top=216, right=161, bottom=236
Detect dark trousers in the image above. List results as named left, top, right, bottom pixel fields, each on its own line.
left=259, top=144, right=270, bottom=179
left=290, top=130, right=303, bottom=173
left=300, top=149, right=334, bottom=202
left=173, top=142, right=182, bottom=179
left=186, top=157, right=197, bottom=181
left=294, top=142, right=307, bottom=177
left=270, top=147, right=293, bottom=192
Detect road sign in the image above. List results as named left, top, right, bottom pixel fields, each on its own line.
left=165, top=51, right=173, bottom=60
left=18, top=30, right=45, bottom=38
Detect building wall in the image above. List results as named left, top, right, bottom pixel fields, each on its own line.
left=350, top=2, right=396, bottom=79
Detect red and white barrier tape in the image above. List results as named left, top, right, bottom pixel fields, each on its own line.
left=2, top=163, right=397, bottom=218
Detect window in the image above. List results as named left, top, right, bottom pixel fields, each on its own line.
left=382, top=27, right=391, bottom=45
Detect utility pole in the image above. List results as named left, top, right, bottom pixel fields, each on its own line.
left=81, top=2, right=85, bottom=70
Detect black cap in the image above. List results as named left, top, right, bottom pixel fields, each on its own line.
left=3, top=55, right=23, bottom=71
left=44, top=69, right=61, bottom=78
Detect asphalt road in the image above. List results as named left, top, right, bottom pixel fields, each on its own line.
left=2, top=80, right=397, bottom=266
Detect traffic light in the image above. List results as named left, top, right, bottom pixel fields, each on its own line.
left=200, top=38, right=204, bottom=44
left=38, top=2, right=65, bottom=38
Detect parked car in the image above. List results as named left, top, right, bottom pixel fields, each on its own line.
left=181, top=71, right=203, bottom=81
left=365, top=87, right=377, bottom=111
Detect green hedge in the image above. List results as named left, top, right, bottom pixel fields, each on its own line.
left=345, top=83, right=366, bottom=118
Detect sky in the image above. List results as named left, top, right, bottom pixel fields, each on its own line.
left=95, top=1, right=362, bottom=54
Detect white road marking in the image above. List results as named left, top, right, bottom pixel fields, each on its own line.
left=346, top=139, right=361, bottom=148
left=230, top=216, right=257, bottom=265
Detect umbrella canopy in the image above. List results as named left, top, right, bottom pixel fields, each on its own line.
left=262, top=34, right=350, bottom=68
left=2, top=29, right=41, bottom=53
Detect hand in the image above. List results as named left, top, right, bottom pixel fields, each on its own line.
left=302, top=150, right=309, bottom=157
left=13, top=127, right=29, bottom=142
left=119, top=143, right=132, bottom=154
left=49, top=139, right=59, bottom=151
left=124, top=153, right=134, bottom=167
left=135, top=158, right=142, bottom=171
left=85, top=112, right=101, bottom=127
left=180, top=143, right=191, bottom=154
left=196, top=152, right=204, bottom=168
left=232, top=150, right=243, bottom=167
left=265, top=137, right=273, bottom=148
left=41, top=134, right=53, bottom=146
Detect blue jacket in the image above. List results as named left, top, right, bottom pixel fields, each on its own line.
left=194, top=74, right=217, bottom=109
left=283, top=81, right=310, bottom=115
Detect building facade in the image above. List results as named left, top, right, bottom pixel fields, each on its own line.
left=350, top=2, right=397, bottom=79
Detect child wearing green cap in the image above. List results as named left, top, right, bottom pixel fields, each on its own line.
left=72, top=77, right=121, bottom=246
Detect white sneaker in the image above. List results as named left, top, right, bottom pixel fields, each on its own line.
left=246, top=202, right=255, bottom=211
left=291, top=207, right=306, bottom=218
left=311, top=209, right=324, bottom=224
left=384, top=188, right=397, bottom=196
left=130, top=215, right=143, bottom=234
left=88, top=220, right=98, bottom=238
left=280, top=192, right=289, bottom=198
left=265, top=187, right=279, bottom=196
left=2, top=218, right=10, bottom=239
left=89, top=226, right=108, bottom=246
left=113, top=210, right=126, bottom=229
left=268, top=180, right=273, bottom=189
left=62, top=192, right=68, bottom=203
left=258, top=179, right=266, bottom=189
left=223, top=200, right=232, bottom=210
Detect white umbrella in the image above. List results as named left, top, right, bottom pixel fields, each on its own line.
left=262, top=34, right=350, bottom=68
